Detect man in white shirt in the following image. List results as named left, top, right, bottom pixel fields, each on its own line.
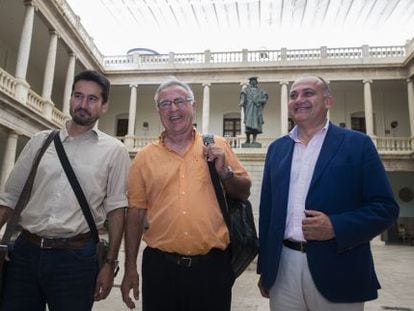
left=0, top=70, right=130, bottom=311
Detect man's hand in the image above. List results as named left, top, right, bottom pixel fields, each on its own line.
left=302, top=210, right=335, bottom=241
left=94, top=264, right=114, bottom=301
left=257, top=276, right=270, bottom=298
left=203, top=143, right=226, bottom=174
left=121, top=268, right=140, bottom=309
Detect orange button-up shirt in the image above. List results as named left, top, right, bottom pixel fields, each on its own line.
left=128, top=131, right=250, bottom=255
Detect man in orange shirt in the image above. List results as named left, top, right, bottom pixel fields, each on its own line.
left=121, top=79, right=251, bottom=311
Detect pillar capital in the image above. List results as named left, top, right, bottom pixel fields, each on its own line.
left=129, top=84, right=138, bottom=88
left=363, top=79, right=373, bottom=84
left=202, top=82, right=211, bottom=88
left=279, top=80, right=289, bottom=86
left=406, top=78, right=413, bottom=84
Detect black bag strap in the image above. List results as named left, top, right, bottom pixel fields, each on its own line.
left=202, top=134, right=231, bottom=229
left=1, top=130, right=58, bottom=245
left=53, top=133, right=99, bottom=243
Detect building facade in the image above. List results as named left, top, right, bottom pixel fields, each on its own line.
left=1, top=0, right=414, bottom=243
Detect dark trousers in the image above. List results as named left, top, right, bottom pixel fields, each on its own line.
left=142, top=246, right=235, bottom=311
left=0, top=234, right=98, bottom=311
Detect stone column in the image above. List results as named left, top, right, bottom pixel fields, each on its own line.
left=62, top=53, right=76, bottom=116
left=407, top=79, right=414, bottom=137
left=125, top=84, right=138, bottom=150
left=280, top=81, right=289, bottom=135
left=0, top=131, right=19, bottom=192
left=42, top=30, right=58, bottom=101
left=41, top=30, right=58, bottom=120
left=202, top=83, right=210, bottom=134
left=363, top=79, right=375, bottom=137
left=15, top=0, right=35, bottom=103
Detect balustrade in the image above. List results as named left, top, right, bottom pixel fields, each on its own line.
left=211, top=51, right=243, bottom=63
left=326, top=47, right=362, bottom=59
left=51, top=109, right=68, bottom=126
left=103, top=45, right=407, bottom=69
left=26, top=90, right=44, bottom=113
left=52, top=0, right=103, bottom=63
left=376, top=137, right=413, bottom=152
left=0, top=68, right=16, bottom=96
left=369, top=46, right=405, bottom=58
left=119, top=135, right=413, bottom=155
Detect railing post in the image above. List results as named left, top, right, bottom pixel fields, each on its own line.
left=15, top=79, right=30, bottom=104
left=169, top=52, right=175, bottom=64
left=242, top=49, right=248, bottom=63
left=321, top=46, right=327, bottom=59
left=362, top=45, right=369, bottom=58
left=132, top=53, right=140, bottom=67
left=124, top=136, right=135, bottom=150
left=43, top=100, right=55, bottom=120
left=204, top=50, right=211, bottom=64
left=281, top=48, right=287, bottom=61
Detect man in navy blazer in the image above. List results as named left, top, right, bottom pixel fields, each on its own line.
left=257, top=76, right=399, bottom=310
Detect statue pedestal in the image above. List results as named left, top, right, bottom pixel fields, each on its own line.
left=241, top=142, right=262, bottom=148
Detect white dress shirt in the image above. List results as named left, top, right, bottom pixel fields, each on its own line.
left=284, top=121, right=329, bottom=242
left=0, top=124, right=130, bottom=237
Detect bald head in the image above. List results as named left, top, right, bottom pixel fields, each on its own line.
left=291, top=76, right=331, bottom=97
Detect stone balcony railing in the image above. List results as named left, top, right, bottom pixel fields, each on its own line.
left=52, top=0, right=103, bottom=64
left=102, top=44, right=410, bottom=70
left=121, top=135, right=414, bottom=156
left=0, top=67, right=68, bottom=128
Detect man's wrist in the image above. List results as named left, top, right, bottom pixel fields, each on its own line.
left=104, top=257, right=119, bottom=274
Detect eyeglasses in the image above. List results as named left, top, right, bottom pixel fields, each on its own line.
left=157, top=97, right=193, bottom=110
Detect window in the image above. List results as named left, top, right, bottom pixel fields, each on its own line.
left=116, top=118, right=128, bottom=137
left=351, top=117, right=366, bottom=133
left=223, top=118, right=241, bottom=137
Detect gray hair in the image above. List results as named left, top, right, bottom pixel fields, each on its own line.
left=154, top=79, right=195, bottom=104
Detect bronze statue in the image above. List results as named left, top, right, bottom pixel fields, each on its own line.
left=240, top=77, right=268, bottom=145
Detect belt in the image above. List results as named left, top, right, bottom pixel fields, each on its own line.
left=283, top=239, right=307, bottom=253
left=151, top=247, right=224, bottom=268
left=21, top=230, right=93, bottom=249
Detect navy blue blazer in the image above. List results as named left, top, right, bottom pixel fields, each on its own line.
left=258, top=123, right=399, bottom=302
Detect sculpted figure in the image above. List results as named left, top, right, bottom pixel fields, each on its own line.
left=240, top=77, right=268, bottom=145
